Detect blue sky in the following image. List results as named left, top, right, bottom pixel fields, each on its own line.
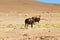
left=36, top=0, right=60, bottom=4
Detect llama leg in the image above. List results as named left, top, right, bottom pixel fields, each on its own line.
left=26, top=24, right=28, bottom=29
left=31, top=24, right=33, bottom=28
left=25, top=23, right=27, bottom=28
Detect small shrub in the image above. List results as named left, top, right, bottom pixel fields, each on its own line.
left=7, top=24, right=16, bottom=28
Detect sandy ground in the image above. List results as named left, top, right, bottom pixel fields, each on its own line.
left=0, top=13, right=60, bottom=40
left=0, top=28, right=60, bottom=40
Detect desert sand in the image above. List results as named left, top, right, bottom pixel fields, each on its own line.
left=0, top=0, right=60, bottom=40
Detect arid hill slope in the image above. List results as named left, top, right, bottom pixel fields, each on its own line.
left=0, top=0, right=60, bottom=13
